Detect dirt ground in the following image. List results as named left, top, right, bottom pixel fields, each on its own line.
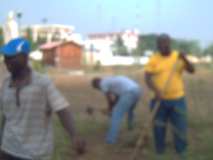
left=51, top=66, right=213, bottom=160
left=0, top=65, right=213, bottom=160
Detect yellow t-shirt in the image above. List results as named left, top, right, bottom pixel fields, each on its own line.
left=144, top=51, right=186, bottom=100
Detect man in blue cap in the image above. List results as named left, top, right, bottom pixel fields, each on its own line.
left=0, top=37, right=86, bottom=160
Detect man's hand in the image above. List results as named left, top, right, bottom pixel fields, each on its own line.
left=72, top=136, right=86, bottom=155
left=106, top=92, right=118, bottom=112
left=179, top=52, right=195, bottom=73
left=179, top=52, right=187, bottom=61
left=57, top=108, right=86, bottom=155
left=154, top=89, right=163, bottom=100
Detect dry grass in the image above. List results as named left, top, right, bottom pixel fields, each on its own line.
left=0, top=63, right=213, bottom=160
left=50, top=65, right=213, bottom=160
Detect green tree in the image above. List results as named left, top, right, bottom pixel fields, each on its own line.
left=37, top=36, right=47, bottom=46
left=171, top=39, right=202, bottom=56
left=133, top=34, right=158, bottom=56
left=25, top=28, right=39, bottom=50
left=112, top=36, right=129, bottom=56
left=204, top=43, right=213, bottom=57
left=134, top=34, right=202, bottom=56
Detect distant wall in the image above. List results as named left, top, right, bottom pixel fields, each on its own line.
left=84, top=51, right=149, bottom=66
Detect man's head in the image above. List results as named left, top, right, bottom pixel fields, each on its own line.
left=157, top=34, right=171, bottom=56
left=91, top=77, right=102, bottom=89
left=0, top=37, right=31, bottom=78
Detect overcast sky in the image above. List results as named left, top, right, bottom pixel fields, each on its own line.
left=1, top=0, right=213, bottom=47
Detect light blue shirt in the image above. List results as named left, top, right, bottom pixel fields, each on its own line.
left=100, top=76, right=141, bottom=96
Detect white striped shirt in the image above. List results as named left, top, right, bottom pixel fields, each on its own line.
left=0, top=71, right=69, bottom=159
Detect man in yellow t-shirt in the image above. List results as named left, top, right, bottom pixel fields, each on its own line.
left=144, top=34, right=195, bottom=157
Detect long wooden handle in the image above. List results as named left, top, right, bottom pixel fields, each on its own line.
left=131, top=54, right=180, bottom=160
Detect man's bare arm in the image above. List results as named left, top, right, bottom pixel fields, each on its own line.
left=57, top=107, right=86, bottom=154
left=145, top=72, right=162, bottom=99
left=57, top=107, right=76, bottom=138
left=179, top=52, right=195, bottom=74
left=106, top=92, right=118, bottom=112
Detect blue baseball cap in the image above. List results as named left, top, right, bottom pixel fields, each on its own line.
left=0, top=37, right=31, bottom=57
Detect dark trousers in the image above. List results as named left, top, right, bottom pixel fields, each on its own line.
left=0, top=151, right=31, bottom=160
left=151, top=97, right=188, bottom=154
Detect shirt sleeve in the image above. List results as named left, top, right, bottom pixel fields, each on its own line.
left=46, top=79, right=69, bottom=112
left=100, top=80, right=110, bottom=93
left=178, top=59, right=186, bottom=73
left=144, top=55, right=159, bottom=74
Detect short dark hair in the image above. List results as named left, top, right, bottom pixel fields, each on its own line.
left=91, top=77, right=101, bottom=89
left=158, top=33, right=171, bottom=41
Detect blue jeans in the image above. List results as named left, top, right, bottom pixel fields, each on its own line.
left=106, top=89, right=141, bottom=144
left=152, top=97, right=188, bottom=154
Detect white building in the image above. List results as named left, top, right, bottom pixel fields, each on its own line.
left=84, top=29, right=149, bottom=66
left=86, top=29, right=139, bottom=54
left=22, top=24, right=84, bottom=45
left=121, top=29, right=140, bottom=51
left=28, top=24, right=74, bottom=43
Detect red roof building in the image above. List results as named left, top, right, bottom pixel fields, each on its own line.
left=40, top=41, right=83, bottom=69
